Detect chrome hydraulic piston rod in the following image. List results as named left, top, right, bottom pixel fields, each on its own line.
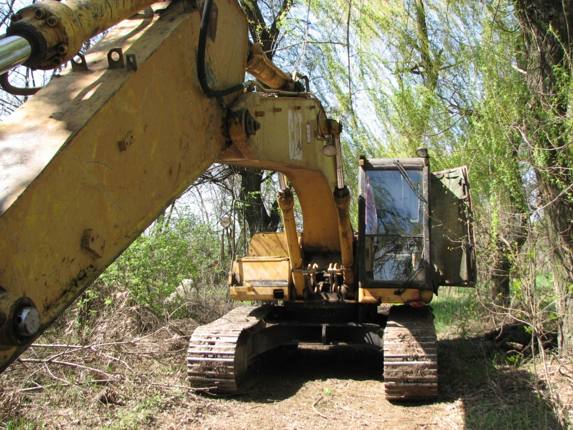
left=0, top=36, right=32, bottom=76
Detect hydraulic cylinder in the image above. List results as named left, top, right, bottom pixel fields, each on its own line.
left=6, top=0, right=156, bottom=70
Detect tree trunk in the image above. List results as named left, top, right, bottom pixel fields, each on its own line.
left=238, top=169, right=280, bottom=235
left=514, top=0, right=573, bottom=353
left=491, top=240, right=511, bottom=306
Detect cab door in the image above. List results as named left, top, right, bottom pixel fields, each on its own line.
left=430, top=166, right=476, bottom=287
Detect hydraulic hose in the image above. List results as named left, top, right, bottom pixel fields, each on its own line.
left=197, top=0, right=245, bottom=98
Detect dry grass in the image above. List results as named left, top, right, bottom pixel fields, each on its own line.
left=0, top=281, right=234, bottom=429
left=530, top=355, right=573, bottom=426
left=0, top=317, right=198, bottom=428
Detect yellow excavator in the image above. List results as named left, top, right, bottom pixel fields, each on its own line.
left=0, top=0, right=475, bottom=401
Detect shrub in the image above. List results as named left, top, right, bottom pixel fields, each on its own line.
left=99, top=213, right=226, bottom=316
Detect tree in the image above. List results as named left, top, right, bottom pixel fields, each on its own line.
left=307, top=0, right=531, bottom=305
left=514, top=0, right=573, bottom=353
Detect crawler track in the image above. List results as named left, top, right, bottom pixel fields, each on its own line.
left=187, top=306, right=267, bottom=393
left=383, top=306, right=438, bottom=401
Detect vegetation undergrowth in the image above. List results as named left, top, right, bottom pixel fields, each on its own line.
left=1, top=273, right=570, bottom=429
left=432, top=287, right=483, bottom=337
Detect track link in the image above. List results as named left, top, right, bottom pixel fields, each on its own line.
left=383, top=306, right=438, bottom=401
left=187, top=305, right=266, bottom=393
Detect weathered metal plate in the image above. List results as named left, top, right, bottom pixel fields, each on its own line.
left=237, top=256, right=290, bottom=285
left=430, top=166, right=476, bottom=286
left=248, top=232, right=297, bottom=257
left=220, top=94, right=340, bottom=253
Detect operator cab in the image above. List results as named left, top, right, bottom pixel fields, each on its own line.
left=361, top=158, right=429, bottom=285
left=358, top=152, right=475, bottom=297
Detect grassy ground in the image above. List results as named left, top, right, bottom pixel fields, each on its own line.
left=433, top=287, right=571, bottom=429
left=0, top=287, right=570, bottom=429
left=431, top=287, right=484, bottom=336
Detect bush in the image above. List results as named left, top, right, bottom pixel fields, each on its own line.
left=99, top=213, right=227, bottom=316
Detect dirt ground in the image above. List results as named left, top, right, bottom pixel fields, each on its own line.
left=158, top=345, right=464, bottom=430
left=0, top=317, right=569, bottom=430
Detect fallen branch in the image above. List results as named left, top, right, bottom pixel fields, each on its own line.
left=30, top=332, right=190, bottom=363
left=16, top=383, right=55, bottom=393
left=99, top=352, right=134, bottom=373
left=147, top=382, right=212, bottom=393
left=312, top=395, right=329, bottom=419
left=15, top=378, right=114, bottom=394
left=43, top=362, right=71, bottom=386
left=558, top=366, right=573, bottom=382
left=30, top=343, right=83, bottom=349
left=19, top=358, right=117, bottom=380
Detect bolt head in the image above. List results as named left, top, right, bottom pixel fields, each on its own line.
left=15, top=306, right=40, bottom=338
left=46, top=16, right=58, bottom=27
left=34, top=8, right=46, bottom=20
left=57, top=44, right=68, bottom=55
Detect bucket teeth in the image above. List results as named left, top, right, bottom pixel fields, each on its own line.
left=383, top=306, right=438, bottom=401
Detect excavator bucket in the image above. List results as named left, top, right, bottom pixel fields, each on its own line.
left=430, top=166, right=476, bottom=287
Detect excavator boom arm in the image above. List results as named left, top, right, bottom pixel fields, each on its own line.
left=0, top=0, right=251, bottom=372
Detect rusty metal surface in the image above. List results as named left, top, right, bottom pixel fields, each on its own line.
left=383, top=306, right=438, bottom=401
left=0, top=0, right=248, bottom=371
left=246, top=43, right=298, bottom=91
